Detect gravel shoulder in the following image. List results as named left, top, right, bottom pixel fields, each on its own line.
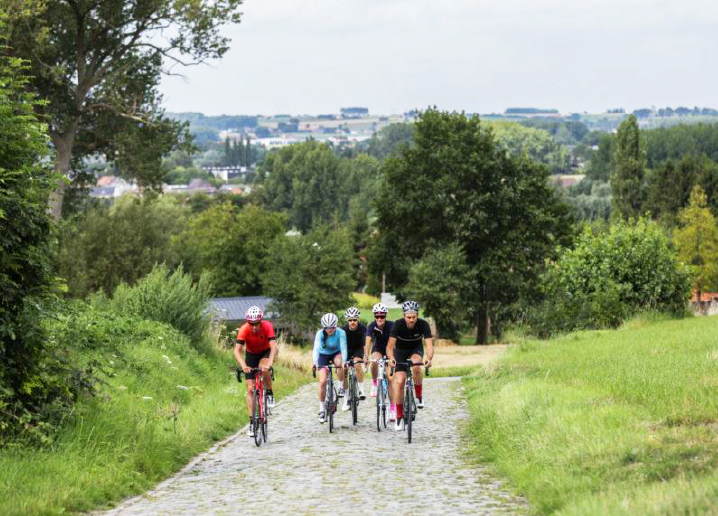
left=97, top=377, right=526, bottom=515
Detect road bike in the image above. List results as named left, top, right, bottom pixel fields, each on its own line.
left=370, top=357, right=390, bottom=431
left=237, top=366, right=274, bottom=446
left=345, top=359, right=364, bottom=425
left=394, top=360, right=429, bottom=444
left=313, top=363, right=340, bottom=433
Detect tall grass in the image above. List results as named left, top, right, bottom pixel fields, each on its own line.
left=464, top=314, right=718, bottom=515
left=0, top=307, right=311, bottom=516
left=109, top=264, right=212, bottom=351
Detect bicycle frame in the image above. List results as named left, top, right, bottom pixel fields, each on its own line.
left=371, top=357, right=390, bottom=431
left=237, top=367, right=274, bottom=446
left=314, top=363, right=339, bottom=432
left=345, top=359, right=364, bottom=426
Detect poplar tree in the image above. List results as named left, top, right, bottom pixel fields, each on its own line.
left=611, top=115, right=645, bottom=219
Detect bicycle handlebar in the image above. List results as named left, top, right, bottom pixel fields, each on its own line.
left=236, top=366, right=275, bottom=383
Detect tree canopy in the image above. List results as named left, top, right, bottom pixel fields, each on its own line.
left=2, top=0, right=243, bottom=219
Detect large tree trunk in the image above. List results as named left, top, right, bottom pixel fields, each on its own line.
left=476, top=282, right=489, bottom=344
left=48, top=129, right=77, bottom=221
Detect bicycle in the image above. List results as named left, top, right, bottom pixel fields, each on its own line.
left=345, top=359, right=364, bottom=426
left=393, top=360, right=429, bottom=444
left=313, top=363, right=340, bottom=433
left=237, top=366, right=275, bottom=447
left=370, top=357, right=390, bottom=431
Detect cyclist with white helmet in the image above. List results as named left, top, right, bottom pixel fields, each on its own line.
left=364, top=302, right=397, bottom=420
left=387, top=300, right=433, bottom=431
left=312, top=312, right=348, bottom=423
left=341, top=306, right=367, bottom=410
left=234, top=305, right=278, bottom=437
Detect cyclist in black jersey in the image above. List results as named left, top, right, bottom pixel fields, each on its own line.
left=364, top=302, right=396, bottom=420
left=387, top=300, right=433, bottom=431
left=341, top=306, right=367, bottom=410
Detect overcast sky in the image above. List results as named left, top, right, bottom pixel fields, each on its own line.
left=158, top=0, right=718, bottom=116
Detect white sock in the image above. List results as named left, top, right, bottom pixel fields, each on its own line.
left=319, top=401, right=325, bottom=412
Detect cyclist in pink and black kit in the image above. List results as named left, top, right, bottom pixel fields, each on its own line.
left=364, top=302, right=397, bottom=420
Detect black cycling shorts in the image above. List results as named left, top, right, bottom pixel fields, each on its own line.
left=245, top=349, right=270, bottom=374
left=317, top=351, right=342, bottom=368
left=393, top=345, right=423, bottom=373
left=347, top=346, right=364, bottom=360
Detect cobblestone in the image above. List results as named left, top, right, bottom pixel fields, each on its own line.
left=97, top=377, right=526, bottom=515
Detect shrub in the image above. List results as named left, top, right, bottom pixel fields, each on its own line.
left=109, top=264, right=212, bottom=351
left=526, top=218, right=692, bottom=336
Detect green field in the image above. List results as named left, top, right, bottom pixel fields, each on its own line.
left=465, top=314, right=718, bottom=515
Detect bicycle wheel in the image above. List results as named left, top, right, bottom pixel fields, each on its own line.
left=376, top=382, right=383, bottom=432
left=351, top=374, right=358, bottom=425
left=327, top=378, right=334, bottom=433
left=381, top=380, right=388, bottom=428
left=404, top=382, right=414, bottom=444
left=261, top=388, right=268, bottom=443
left=253, top=389, right=262, bottom=447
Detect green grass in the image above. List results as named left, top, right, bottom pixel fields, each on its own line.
left=0, top=317, right=310, bottom=516
left=464, top=314, right=718, bottom=515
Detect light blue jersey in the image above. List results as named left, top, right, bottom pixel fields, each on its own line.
left=312, top=328, right=348, bottom=364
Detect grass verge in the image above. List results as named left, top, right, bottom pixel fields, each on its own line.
left=464, top=314, right=718, bottom=515
left=0, top=312, right=310, bottom=516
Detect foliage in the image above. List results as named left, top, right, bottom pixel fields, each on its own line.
left=372, top=109, right=574, bottom=341
left=611, top=115, right=645, bottom=219
left=260, top=141, right=346, bottom=232
left=673, top=186, right=718, bottom=296
left=586, top=132, right=615, bottom=181
left=362, top=122, right=415, bottom=160
left=57, top=195, right=189, bottom=298
left=109, top=264, right=212, bottom=351
left=2, top=0, right=243, bottom=218
left=526, top=218, right=692, bottom=336
left=262, top=226, right=355, bottom=337
left=644, top=122, right=718, bottom=167
left=563, top=178, right=612, bottom=221
left=0, top=44, right=61, bottom=444
left=404, top=244, right=477, bottom=340
left=177, top=202, right=286, bottom=296
left=491, top=121, right=571, bottom=174
left=645, top=155, right=718, bottom=224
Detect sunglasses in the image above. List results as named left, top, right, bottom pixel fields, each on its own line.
left=348, top=318, right=359, bottom=323
left=375, top=315, right=386, bottom=319
left=249, top=321, right=261, bottom=326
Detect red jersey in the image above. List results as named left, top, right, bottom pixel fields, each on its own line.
left=236, top=320, right=275, bottom=354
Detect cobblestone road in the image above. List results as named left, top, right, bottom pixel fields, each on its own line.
left=98, top=377, right=526, bottom=515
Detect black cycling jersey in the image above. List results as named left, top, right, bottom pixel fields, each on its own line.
left=342, top=322, right=366, bottom=354
left=389, top=318, right=432, bottom=348
left=366, top=319, right=394, bottom=352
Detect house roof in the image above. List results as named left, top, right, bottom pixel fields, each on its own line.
left=692, top=290, right=718, bottom=303
left=207, top=296, right=278, bottom=322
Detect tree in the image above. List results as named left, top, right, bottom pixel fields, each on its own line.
left=260, top=141, right=345, bottom=232
left=262, top=226, right=354, bottom=337
left=674, top=186, right=718, bottom=302
left=57, top=195, right=189, bottom=297
left=491, top=122, right=570, bottom=174
left=404, top=245, right=477, bottom=341
left=611, top=115, right=645, bottom=219
left=177, top=203, right=286, bottom=297
left=2, top=0, right=243, bottom=220
left=372, top=109, right=574, bottom=343
left=364, top=122, right=415, bottom=160
left=0, top=42, right=57, bottom=439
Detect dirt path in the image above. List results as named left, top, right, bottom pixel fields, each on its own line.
left=98, top=377, right=525, bottom=515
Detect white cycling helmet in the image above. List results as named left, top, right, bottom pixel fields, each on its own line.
left=372, top=302, right=388, bottom=315
left=245, top=305, right=263, bottom=322
left=402, top=300, right=420, bottom=314
left=320, top=312, right=339, bottom=328
left=345, top=307, right=361, bottom=319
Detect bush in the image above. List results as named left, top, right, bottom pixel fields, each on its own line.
left=108, top=264, right=212, bottom=351
left=526, top=218, right=692, bottom=336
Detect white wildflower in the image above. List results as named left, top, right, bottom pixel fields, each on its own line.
left=176, top=385, right=189, bottom=390
left=162, top=355, right=170, bottom=360
left=142, top=396, right=153, bottom=400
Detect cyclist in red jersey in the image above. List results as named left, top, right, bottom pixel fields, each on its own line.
left=234, top=306, right=277, bottom=437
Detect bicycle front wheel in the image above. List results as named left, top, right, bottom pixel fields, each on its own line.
left=327, top=379, right=334, bottom=433
left=351, top=376, right=358, bottom=425
left=376, top=384, right=383, bottom=432
left=262, top=389, right=268, bottom=443
left=253, top=389, right=262, bottom=447
left=381, top=380, right=388, bottom=428
left=404, top=382, right=414, bottom=444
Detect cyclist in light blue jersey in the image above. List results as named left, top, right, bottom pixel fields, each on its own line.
left=312, top=313, right=348, bottom=423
